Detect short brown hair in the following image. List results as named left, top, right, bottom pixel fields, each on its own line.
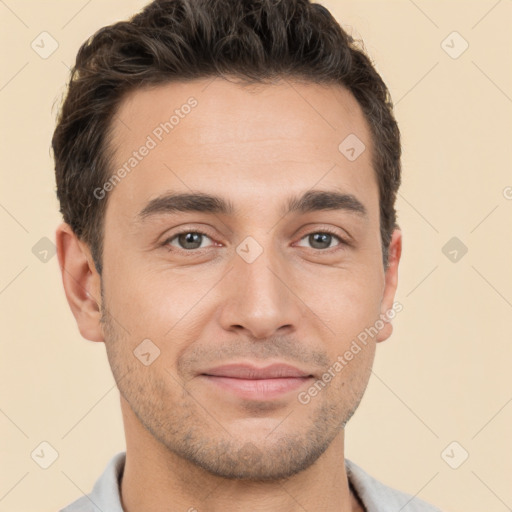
left=52, top=0, right=401, bottom=274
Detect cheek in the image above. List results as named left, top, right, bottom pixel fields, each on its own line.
left=302, top=265, right=384, bottom=333
left=103, top=259, right=214, bottom=344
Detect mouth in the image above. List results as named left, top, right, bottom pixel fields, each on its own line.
left=199, top=363, right=315, bottom=400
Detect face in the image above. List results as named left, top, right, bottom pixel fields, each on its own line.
left=94, top=78, right=400, bottom=480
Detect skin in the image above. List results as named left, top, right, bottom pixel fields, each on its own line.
left=57, top=77, right=401, bottom=512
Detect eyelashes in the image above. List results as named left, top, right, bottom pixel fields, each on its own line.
left=162, top=228, right=349, bottom=255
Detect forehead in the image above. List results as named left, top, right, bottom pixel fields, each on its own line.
left=113, top=77, right=369, bottom=148
left=106, top=77, right=377, bottom=221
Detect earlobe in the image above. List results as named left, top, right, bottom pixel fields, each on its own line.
left=55, top=223, right=104, bottom=342
left=376, top=228, right=402, bottom=343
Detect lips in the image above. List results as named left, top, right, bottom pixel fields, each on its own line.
left=199, top=363, right=314, bottom=400
left=201, top=363, right=313, bottom=379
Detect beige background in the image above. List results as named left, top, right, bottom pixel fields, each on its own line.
left=1, top=1, right=511, bottom=511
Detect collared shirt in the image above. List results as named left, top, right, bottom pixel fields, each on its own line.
left=59, top=451, right=443, bottom=511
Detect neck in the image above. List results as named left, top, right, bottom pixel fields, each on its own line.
left=120, top=398, right=364, bottom=512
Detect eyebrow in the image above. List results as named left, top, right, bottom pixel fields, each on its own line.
left=136, top=189, right=367, bottom=221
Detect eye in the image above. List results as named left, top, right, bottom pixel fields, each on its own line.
left=163, top=231, right=216, bottom=251
left=296, top=230, right=346, bottom=251
left=161, top=228, right=348, bottom=254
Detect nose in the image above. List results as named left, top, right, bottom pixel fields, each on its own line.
left=218, top=243, right=304, bottom=340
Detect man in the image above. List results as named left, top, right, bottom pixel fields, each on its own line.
left=53, top=0, right=442, bottom=510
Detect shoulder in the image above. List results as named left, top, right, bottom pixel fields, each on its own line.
left=346, top=459, right=444, bottom=512
left=58, top=452, right=126, bottom=512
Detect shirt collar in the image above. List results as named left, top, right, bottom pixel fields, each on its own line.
left=83, top=451, right=435, bottom=512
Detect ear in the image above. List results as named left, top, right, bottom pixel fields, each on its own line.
left=56, top=222, right=104, bottom=342
left=376, top=228, right=402, bottom=343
